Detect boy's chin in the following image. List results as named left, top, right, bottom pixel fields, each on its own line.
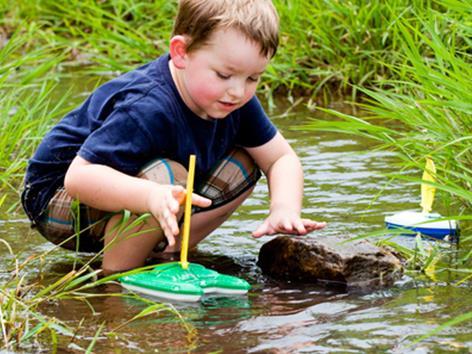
left=207, top=114, right=229, bottom=120
left=203, top=111, right=231, bottom=120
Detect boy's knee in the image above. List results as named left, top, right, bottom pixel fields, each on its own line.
left=229, top=148, right=260, bottom=175
left=195, top=148, right=260, bottom=210
left=138, top=159, right=188, bottom=186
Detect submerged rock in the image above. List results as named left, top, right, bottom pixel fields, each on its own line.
left=257, top=235, right=404, bottom=292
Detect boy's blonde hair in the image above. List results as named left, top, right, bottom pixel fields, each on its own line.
left=172, top=0, right=279, bottom=58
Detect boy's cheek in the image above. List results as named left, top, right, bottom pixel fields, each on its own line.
left=191, top=82, right=222, bottom=102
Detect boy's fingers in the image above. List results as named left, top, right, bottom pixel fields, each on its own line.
left=166, top=213, right=179, bottom=235
left=314, top=221, right=327, bottom=229
left=252, top=222, right=273, bottom=238
left=282, top=220, right=293, bottom=232
left=294, top=219, right=307, bottom=234
left=303, top=220, right=327, bottom=230
left=169, top=200, right=180, bottom=213
left=158, top=218, right=173, bottom=245
left=165, top=231, right=176, bottom=247
left=171, top=185, right=186, bottom=204
left=173, top=188, right=211, bottom=208
left=251, top=224, right=266, bottom=238
left=157, top=207, right=180, bottom=246
left=191, top=193, right=212, bottom=207
left=164, top=218, right=179, bottom=246
left=165, top=193, right=180, bottom=213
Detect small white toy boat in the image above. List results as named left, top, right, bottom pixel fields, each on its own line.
left=385, top=210, right=458, bottom=241
left=384, top=158, right=459, bottom=242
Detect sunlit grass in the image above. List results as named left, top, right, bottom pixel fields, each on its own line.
left=2, top=0, right=175, bottom=74
left=2, top=0, right=469, bottom=101
left=299, top=10, right=471, bottom=278
left=0, top=81, right=71, bottom=197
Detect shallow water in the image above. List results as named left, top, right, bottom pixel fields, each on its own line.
left=1, top=100, right=471, bottom=353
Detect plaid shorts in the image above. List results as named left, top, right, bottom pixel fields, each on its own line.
left=34, top=148, right=261, bottom=252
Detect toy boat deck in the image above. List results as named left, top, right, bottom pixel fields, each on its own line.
left=120, top=262, right=251, bottom=302
left=385, top=210, right=458, bottom=241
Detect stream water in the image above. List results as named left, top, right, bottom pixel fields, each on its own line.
left=1, top=97, right=471, bottom=353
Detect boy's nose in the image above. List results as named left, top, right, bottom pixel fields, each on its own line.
left=227, top=81, right=245, bottom=99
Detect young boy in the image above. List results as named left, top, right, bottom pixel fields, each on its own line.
left=21, top=0, right=326, bottom=274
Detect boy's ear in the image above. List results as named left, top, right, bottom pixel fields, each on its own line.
left=169, top=35, right=189, bottom=69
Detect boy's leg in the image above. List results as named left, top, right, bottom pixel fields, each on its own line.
left=35, top=187, right=108, bottom=252
left=102, top=213, right=167, bottom=273
left=160, top=148, right=260, bottom=253
left=102, top=160, right=187, bottom=273
left=161, top=186, right=254, bottom=253
left=33, top=160, right=184, bottom=272
left=38, top=149, right=259, bottom=272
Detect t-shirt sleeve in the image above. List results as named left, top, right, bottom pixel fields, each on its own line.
left=235, top=96, right=277, bottom=147
left=78, top=107, right=167, bottom=175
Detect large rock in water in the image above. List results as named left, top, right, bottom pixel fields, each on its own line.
left=257, top=235, right=404, bottom=291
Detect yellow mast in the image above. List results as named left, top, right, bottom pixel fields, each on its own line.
left=180, top=154, right=196, bottom=269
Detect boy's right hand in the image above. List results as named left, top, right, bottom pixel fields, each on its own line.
left=146, top=184, right=212, bottom=247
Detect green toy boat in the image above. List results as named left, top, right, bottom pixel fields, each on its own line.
left=119, top=155, right=251, bottom=302
left=120, top=262, right=251, bottom=302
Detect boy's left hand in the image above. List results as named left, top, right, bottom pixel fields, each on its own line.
left=251, top=208, right=326, bottom=238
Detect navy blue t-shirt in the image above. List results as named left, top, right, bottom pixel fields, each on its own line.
left=22, top=54, right=277, bottom=221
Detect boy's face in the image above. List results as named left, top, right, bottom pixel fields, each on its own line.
left=173, top=28, right=270, bottom=119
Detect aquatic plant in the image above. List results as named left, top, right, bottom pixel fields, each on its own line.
left=300, top=5, right=471, bottom=276
left=0, top=235, right=193, bottom=351
left=299, top=7, right=471, bottom=342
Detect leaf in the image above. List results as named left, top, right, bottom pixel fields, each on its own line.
left=62, top=270, right=101, bottom=292
left=424, top=256, right=438, bottom=282
left=410, top=311, right=472, bottom=346
left=86, top=322, right=105, bottom=354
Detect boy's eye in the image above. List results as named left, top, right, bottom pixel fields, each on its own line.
left=248, top=76, right=259, bottom=82
left=216, top=72, right=230, bottom=80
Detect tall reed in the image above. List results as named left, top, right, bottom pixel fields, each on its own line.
left=299, top=6, right=471, bottom=340
left=300, top=7, right=471, bottom=271
left=0, top=27, right=71, bottom=198
left=2, top=1, right=468, bottom=101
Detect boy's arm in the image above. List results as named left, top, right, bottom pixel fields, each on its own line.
left=245, top=132, right=326, bottom=237
left=64, top=156, right=211, bottom=245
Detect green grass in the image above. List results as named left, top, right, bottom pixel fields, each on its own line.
left=0, top=23, right=71, bottom=194
left=1, top=0, right=175, bottom=73
left=299, top=7, right=471, bottom=278
left=0, top=233, right=193, bottom=351
left=1, top=0, right=469, bottom=100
